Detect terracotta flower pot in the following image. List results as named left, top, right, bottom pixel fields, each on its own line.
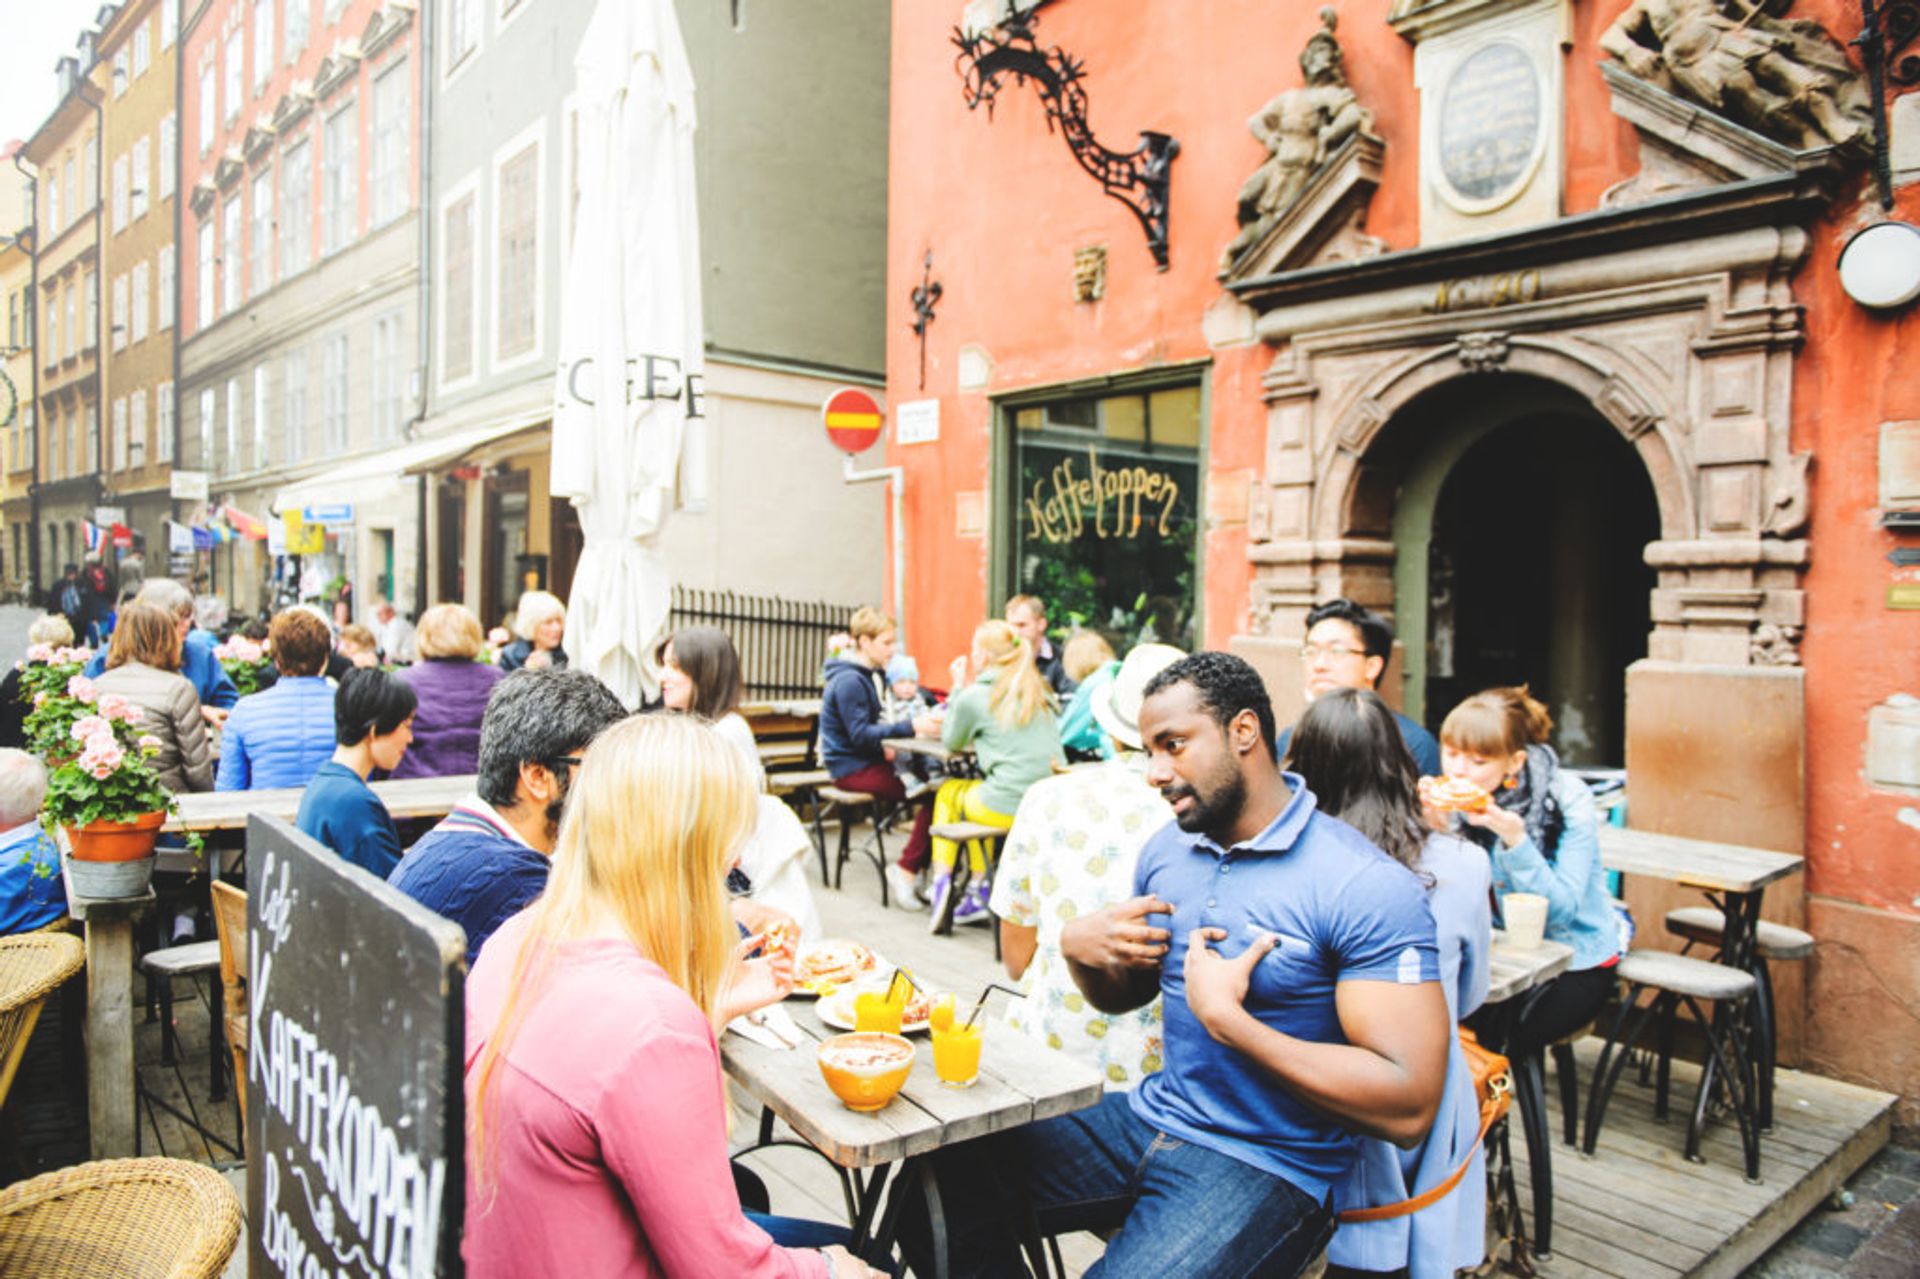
left=65, top=811, right=168, bottom=863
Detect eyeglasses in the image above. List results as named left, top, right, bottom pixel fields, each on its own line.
left=548, top=755, right=584, bottom=772
left=1300, top=642, right=1368, bottom=661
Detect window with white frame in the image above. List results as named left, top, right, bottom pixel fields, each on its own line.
left=196, top=221, right=214, bottom=329
left=253, top=0, right=274, bottom=93
left=84, top=401, right=98, bottom=472
left=64, top=287, right=77, bottom=360
left=198, top=66, right=215, bottom=156
left=287, top=0, right=309, bottom=64
left=322, top=106, right=357, bottom=255
left=250, top=170, right=273, bottom=297
left=111, top=398, right=126, bottom=471
left=284, top=348, right=307, bottom=462
left=226, top=376, right=242, bottom=471
left=158, top=244, right=175, bottom=330
left=224, top=30, right=244, bottom=125
left=45, top=167, right=60, bottom=236
left=133, top=23, right=150, bottom=77
left=197, top=387, right=214, bottom=469
left=281, top=139, right=312, bottom=277
left=322, top=332, right=348, bottom=452
left=371, top=59, right=409, bottom=228
left=50, top=408, right=63, bottom=480
left=45, top=283, right=58, bottom=361
left=111, top=154, right=128, bottom=232
left=253, top=364, right=270, bottom=469
left=222, top=197, right=242, bottom=315
left=130, top=389, right=147, bottom=469
left=447, top=0, right=479, bottom=75
left=131, top=261, right=149, bottom=343
left=157, top=381, right=174, bottom=462
left=111, top=275, right=127, bottom=351
left=113, top=50, right=129, bottom=98
left=131, top=135, right=150, bottom=219
left=161, top=2, right=176, bottom=49
left=372, top=310, right=402, bottom=442
left=62, top=156, right=75, bottom=225
left=82, top=271, right=96, bottom=352
left=83, top=139, right=96, bottom=212
left=158, top=115, right=176, bottom=198
left=442, top=188, right=475, bottom=382
left=496, top=138, right=539, bottom=361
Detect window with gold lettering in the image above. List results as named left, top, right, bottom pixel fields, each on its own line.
left=1004, top=381, right=1202, bottom=650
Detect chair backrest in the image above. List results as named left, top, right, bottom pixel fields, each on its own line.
left=0, top=1155, right=242, bottom=1278
left=0, top=934, right=85, bottom=1113
left=209, top=882, right=247, bottom=993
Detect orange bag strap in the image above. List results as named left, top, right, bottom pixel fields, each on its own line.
left=1335, top=1034, right=1512, bottom=1226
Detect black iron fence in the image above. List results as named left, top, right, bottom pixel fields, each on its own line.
left=666, top=586, right=854, bottom=700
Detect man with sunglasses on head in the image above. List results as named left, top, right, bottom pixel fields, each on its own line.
left=1275, top=598, right=1441, bottom=777
left=389, top=668, right=629, bottom=964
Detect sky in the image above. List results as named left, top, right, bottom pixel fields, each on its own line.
left=0, top=0, right=112, bottom=150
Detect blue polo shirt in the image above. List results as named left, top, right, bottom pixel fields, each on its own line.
left=1129, top=774, right=1441, bottom=1200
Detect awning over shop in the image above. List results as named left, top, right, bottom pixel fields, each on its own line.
left=270, top=416, right=550, bottom=514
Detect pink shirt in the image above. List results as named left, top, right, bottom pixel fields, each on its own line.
left=463, top=913, right=828, bottom=1279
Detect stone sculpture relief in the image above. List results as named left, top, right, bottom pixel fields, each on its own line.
left=1221, top=9, right=1378, bottom=272
left=1600, top=0, right=1873, bottom=155
left=1750, top=622, right=1803, bottom=666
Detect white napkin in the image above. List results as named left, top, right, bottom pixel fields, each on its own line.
left=726, top=1005, right=807, bottom=1050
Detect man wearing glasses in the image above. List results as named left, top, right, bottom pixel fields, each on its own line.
left=1275, top=599, right=1441, bottom=777
left=389, top=669, right=629, bottom=964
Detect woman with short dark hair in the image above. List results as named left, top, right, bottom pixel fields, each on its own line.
left=295, top=668, right=419, bottom=877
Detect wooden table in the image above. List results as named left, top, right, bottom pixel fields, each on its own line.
left=1479, top=934, right=1575, bottom=1260
left=58, top=848, right=150, bottom=1159
left=742, top=697, right=824, bottom=720
left=1599, top=825, right=1806, bottom=1159
left=164, top=773, right=475, bottom=833
left=888, top=737, right=966, bottom=764
left=723, top=998, right=1103, bottom=1271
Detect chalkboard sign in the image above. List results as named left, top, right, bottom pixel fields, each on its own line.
left=245, top=814, right=468, bottom=1278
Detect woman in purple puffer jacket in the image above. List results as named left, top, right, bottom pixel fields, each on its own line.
left=391, top=604, right=503, bottom=779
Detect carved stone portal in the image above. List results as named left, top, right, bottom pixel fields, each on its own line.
left=1219, top=9, right=1380, bottom=276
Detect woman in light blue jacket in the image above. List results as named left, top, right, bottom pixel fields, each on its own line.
left=1439, top=685, right=1619, bottom=1065
left=1287, top=688, right=1492, bottom=1279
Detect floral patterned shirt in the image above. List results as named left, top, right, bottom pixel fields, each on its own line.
left=988, top=758, right=1173, bottom=1090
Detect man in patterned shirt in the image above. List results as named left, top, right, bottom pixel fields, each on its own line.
left=988, top=644, right=1185, bottom=1089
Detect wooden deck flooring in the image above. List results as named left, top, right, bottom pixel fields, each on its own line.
left=3, top=818, right=1894, bottom=1279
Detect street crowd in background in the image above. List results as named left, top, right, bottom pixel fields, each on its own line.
left=0, top=577, right=1622, bottom=1278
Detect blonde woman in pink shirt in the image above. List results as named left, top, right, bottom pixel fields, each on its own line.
left=464, top=713, right=883, bottom=1278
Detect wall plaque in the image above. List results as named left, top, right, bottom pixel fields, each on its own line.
left=1437, top=40, right=1544, bottom=207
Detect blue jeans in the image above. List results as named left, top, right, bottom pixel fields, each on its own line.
left=893, top=1092, right=1333, bottom=1278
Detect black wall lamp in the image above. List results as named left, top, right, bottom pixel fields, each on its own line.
left=953, top=0, right=1180, bottom=270
left=1854, top=0, right=1920, bottom=207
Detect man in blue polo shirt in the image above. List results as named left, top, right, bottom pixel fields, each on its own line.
left=896, top=652, right=1451, bottom=1277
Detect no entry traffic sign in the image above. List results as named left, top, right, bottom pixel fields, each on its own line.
left=823, top=387, right=884, bottom=454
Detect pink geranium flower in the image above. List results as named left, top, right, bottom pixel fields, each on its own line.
left=26, top=643, right=52, bottom=663
left=67, top=675, right=97, bottom=703
left=97, top=693, right=133, bottom=722
left=138, top=734, right=163, bottom=753
left=71, top=715, right=110, bottom=742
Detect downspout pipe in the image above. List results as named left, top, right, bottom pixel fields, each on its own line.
left=76, top=77, right=106, bottom=525
left=409, top=2, right=434, bottom=620
left=11, top=152, right=40, bottom=599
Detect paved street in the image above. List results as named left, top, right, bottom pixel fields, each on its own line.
left=0, top=603, right=38, bottom=659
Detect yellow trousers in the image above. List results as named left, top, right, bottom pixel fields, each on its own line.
left=929, top=779, right=1014, bottom=877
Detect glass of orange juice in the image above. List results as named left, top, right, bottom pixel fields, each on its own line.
left=854, top=991, right=904, bottom=1035
left=929, top=994, right=982, bottom=1088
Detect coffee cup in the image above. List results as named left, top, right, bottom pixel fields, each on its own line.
left=1502, top=892, right=1549, bottom=950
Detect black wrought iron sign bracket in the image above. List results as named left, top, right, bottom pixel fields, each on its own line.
left=1855, top=0, right=1920, bottom=207
left=909, top=251, right=943, bottom=391
left=953, top=0, right=1180, bottom=270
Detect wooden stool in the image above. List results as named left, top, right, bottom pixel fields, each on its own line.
left=816, top=787, right=893, bottom=906
left=1581, top=949, right=1762, bottom=1182
left=1665, top=906, right=1813, bottom=1131
left=928, top=821, right=1009, bottom=957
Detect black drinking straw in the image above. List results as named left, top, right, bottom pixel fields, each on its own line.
left=961, top=982, right=1024, bottom=1031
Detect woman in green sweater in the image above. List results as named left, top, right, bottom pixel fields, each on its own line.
left=928, top=619, right=1063, bottom=931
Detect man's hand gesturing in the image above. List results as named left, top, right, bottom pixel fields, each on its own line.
left=1061, top=895, right=1175, bottom=972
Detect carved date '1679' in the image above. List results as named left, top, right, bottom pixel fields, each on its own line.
left=1027, top=448, right=1182, bottom=545
left=1427, top=269, right=1544, bottom=313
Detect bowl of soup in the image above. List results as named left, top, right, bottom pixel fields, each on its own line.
left=817, top=1032, right=916, bottom=1112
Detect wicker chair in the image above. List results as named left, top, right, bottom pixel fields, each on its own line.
left=0, top=933, right=86, bottom=1113
left=0, top=1157, right=242, bottom=1277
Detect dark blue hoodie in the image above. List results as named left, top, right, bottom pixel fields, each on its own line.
left=819, top=657, right=915, bottom=778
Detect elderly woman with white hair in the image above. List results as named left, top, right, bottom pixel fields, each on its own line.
left=0, top=615, right=77, bottom=751
left=80, top=577, right=239, bottom=719
left=498, top=590, right=569, bottom=672
left=0, top=750, right=66, bottom=934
